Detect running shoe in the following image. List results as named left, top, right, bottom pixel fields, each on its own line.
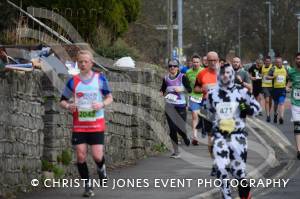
left=170, top=153, right=181, bottom=159
left=273, top=114, right=277, bottom=123
left=297, top=151, right=300, bottom=160
left=279, top=118, right=284, bottom=124
left=210, top=166, right=217, bottom=177
left=83, top=186, right=95, bottom=197
left=266, top=116, right=271, bottom=122
left=192, top=139, right=199, bottom=146
left=259, top=111, right=263, bottom=116
left=184, top=137, right=190, bottom=146
left=273, top=114, right=277, bottom=124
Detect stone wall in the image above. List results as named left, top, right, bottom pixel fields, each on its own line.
left=0, top=64, right=170, bottom=197
left=0, top=71, right=45, bottom=194
left=105, top=67, right=170, bottom=164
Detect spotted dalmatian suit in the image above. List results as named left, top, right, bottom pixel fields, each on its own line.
left=206, top=64, right=261, bottom=199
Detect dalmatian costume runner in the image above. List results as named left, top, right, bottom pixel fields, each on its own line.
left=206, top=64, right=261, bottom=199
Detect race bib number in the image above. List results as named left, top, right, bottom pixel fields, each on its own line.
left=276, top=75, right=285, bottom=83
left=79, top=110, right=96, bottom=122
left=75, top=91, right=98, bottom=110
left=293, top=89, right=300, bottom=100
left=216, top=102, right=239, bottom=120
left=165, top=93, right=178, bottom=102
left=255, top=71, right=262, bottom=79
left=206, top=84, right=216, bottom=92
left=190, top=96, right=202, bottom=103
left=219, top=119, right=235, bottom=133
left=262, top=76, right=272, bottom=83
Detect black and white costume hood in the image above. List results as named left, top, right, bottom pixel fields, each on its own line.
left=206, top=64, right=261, bottom=134
left=217, top=64, right=236, bottom=90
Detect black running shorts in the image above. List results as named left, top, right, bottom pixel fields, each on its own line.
left=72, top=132, right=105, bottom=145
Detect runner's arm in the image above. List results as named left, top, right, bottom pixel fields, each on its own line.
left=102, top=94, right=113, bottom=107
left=182, top=75, right=192, bottom=93
left=285, top=67, right=289, bottom=86
left=240, top=79, right=252, bottom=93
left=100, top=74, right=113, bottom=107
left=248, top=66, right=256, bottom=80
left=194, top=78, right=203, bottom=93
left=267, top=66, right=275, bottom=79
left=160, top=78, right=167, bottom=95
left=286, top=77, right=292, bottom=92
left=60, top=78, right=74, bottom=110
left=236, top=74, right=252, bottom=92
left=206, top=93, right=216, bottom=114
left=242, top=89, right=261, bottom=116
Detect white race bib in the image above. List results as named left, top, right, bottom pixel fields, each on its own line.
left=206, top=84, right=216, bottom=93
left=255, top=71, right=262, bottom=79
left=78, top=110, right=97, bottom=122
left=216, top=102, right=239, bottom=120
left=75, top=90, right=98, bottom=121
left=75, top=91, right=98, bottom=110
left=262, top=76, right=272, bottom=83
left=293, top=89, right=300, bottom=100
left=276, top=75, right=285, bottom=83
left=165, top=93, right=178, bottom=102
left=190, top=96, right=202, bottom=103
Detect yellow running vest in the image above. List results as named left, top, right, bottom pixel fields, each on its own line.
left=273, top=66, right=287, bottom=88
left=261, top=64, right=273, bottom=87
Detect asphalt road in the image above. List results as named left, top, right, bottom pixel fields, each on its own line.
left=18, top=100, right=300, bottom=199
left=256, top=101, right=300, bottom=199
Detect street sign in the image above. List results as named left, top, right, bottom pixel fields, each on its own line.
left=155, top=25, right=178, bottom=30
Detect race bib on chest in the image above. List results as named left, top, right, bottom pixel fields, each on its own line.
left=276, top=75, right=285, bottom=83
left=75, top=91, right=98, bottom=121
left=165, top=93, right=178, bottom=102
left=216, top=102, right=238, bottom=133
left=78, top=110, right=96, bottom=121
left=216, top=102, right=239, bottom=119
left=219, top=119, right=235, bottom=133
left=190, top=96, right=202, bottom=103
left=262, top=76, right=272, bottom=83
left=255, top=71, right=262, bottom=79
left=75, top=91, right=98, bottom=110
left=206, top=84, right=216, bottom=92
left=293, top=89, right=300, bottom=100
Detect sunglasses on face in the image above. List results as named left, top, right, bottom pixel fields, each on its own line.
left=168, top=65, right=178, bottom=68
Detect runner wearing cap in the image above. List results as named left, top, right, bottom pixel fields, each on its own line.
left=160, top=59, right=191, bottom=158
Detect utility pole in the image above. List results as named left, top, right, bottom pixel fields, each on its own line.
left=266, top=1, right=272, bottom=56
left=238, top=8, right=241, bottom=58
left=155, top=0, right=178, bottom=62
left=167, top=0, right=173, bottom=60
left=177, top=0, right=183, bottom=62
left=296, top=13, right=300, bottom=52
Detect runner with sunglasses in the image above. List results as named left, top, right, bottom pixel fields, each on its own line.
left=160, top=60, right=192, bottom=158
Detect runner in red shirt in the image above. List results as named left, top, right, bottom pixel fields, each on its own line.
left=194, top=51, right=219, bottom=174
left=60, top=50, right=113, bottom=197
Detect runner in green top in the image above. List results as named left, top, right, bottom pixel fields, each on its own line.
left=288, top=67, right=300, bottom=106
left=287, top=52, right=300, bottom=160
left=185, top=54, right=203, bottom=145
